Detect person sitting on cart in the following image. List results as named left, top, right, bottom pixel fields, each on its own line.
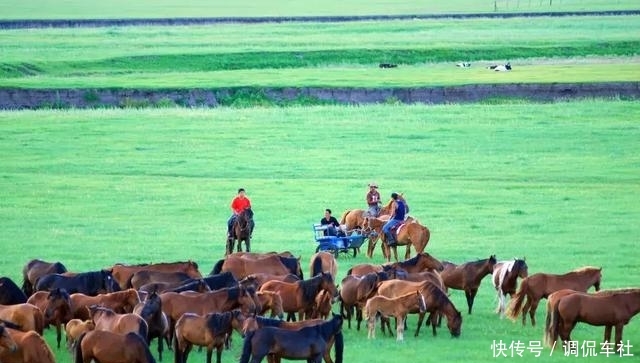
left=320, top=209, right=345, bottom=237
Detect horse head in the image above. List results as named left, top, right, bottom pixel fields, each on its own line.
left=447, top=309, right=463, bottom=338
left=514, top=259, right=528, bottom=279
left=138, top=291, right=162, bottom=321
left=0, top=324, right=18, bottom=353
left=45, top=287, right=71, bottom=320
left=101, top=269, right=120, bottom=293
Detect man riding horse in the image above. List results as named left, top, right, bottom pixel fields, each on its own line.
left=227, top=188, right=254, bottom=241
left=382, top=192, right=407, bottom=247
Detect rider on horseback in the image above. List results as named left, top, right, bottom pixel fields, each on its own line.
left=382, top=192, right=406, bottom=247
left=366, top=182, right=381, bottom=217
left=227, top=188, right=253, bottom=239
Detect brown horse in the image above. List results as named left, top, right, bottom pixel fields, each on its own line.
left=551, top=289, right=640, bottom=347
left=75, top=330, right=156, bottom=363
left=440, top=255, right=497, bottom=314
left=339, top=271, right=389, bottom=330
left=0, top=326, right=56, bottom=363
left=347, top=252, right=443, bottom=278
left=21, top=258, right=67, bottom=296
left=312, top=290, right=333, bottom=320
left=491, top=258, right=528, bottom=318
left=255, top=291, right=285, bottom=319
left=240, top=273, right=300, bottom=289
left=365, top=291, right=426, bottom=341
left=70, top=288, right=141, bottom=321
left=259, top=272, right=337, bottom=321
left=161, top=285, right=258, bottom=345
left=130, top=270, right=194, bottom=290
left=26, top=288, right=72, bottom=349
left=216, top=254, right=303, bottom=280
left=110, top=260, right=202, bottom=291
left=174, top=310, right=245, bottom=363
left=309, top=252, right=338, bottom=282
left=64, top=319, right=95, bottom=351
left=0, top=324, right=18, bottom=352
left=227, top=207, right=254, bottom=255
left=506, top=266, right=602, bottom=326
left=0, top=303, right=44, bottom=336
left=363, top=216, right=429, bottom=262
left=139, top=278, right=212, bottom=295
left=134, top=290, right=169, bottom=361
left=89, top=305, right=148, bottom=339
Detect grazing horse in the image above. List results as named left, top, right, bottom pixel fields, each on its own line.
left=228, top=207, right=254, bottom=255
left=0, top=326, right=56, bottom=363
left=365, top=291, right=426, bottom=341
left=130, top=270, right=193, bottom=290
left=242, top=315, right=342, bottom=363
left=550, top=289, right=640, bottom=347
left=109, top=260, right=202, bottom=291
left=0, top=303, right=44, bottom=335
left=214, top=254, right=303, bottom=280
left=75, top=330, right=156, bottom=363
left=27, top=288, right=72, bottom=349
left=339, top=272, right=389, bottom=330
left=89, top=305, right=148, bottom=339
left=492, top=258, right=529, bottom=318
left=363, top=216, right=430, bottom=262
left=64, top=319, right=95, bottom=351
left=255, top=291, right=285, bottom=319
left=160, top=285, right=258, bottom=345
left=35, top=269, right=119, bottom=296
left=21, top=259, right=68, bottom=297
left=440, top=255, right=497, bottom=314
left=134, top=291, right=169, bottom=361
left=174, top=310, right=245, bottom=363
left=310, top=252, right=338, bottom=281
left=506, top=266, right=602, bottom=326
left=0, top=277, right=27, bottom=305
left=259, top=272, right=337, bottom=321
left=239, top=313, right=343, bottom=363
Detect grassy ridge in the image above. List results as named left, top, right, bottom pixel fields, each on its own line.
left=1, top=0, right=639, bottom=19
left=1, top=101, right=639, bottom=362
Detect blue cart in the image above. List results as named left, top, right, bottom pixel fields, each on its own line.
left=312, top=224, right=365, bottom=258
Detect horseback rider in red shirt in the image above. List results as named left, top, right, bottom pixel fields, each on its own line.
left=227, top=188, right=253, bottom=239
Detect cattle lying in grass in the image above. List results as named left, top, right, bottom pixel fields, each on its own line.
left=456, top=62, right=471, bottom=68
left=487, top=62, right=511, bottom=71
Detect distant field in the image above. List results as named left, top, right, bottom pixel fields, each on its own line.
left=1, top=0, right=639, bottom=19
left=1, top=16, right=639, bottom=88
left=1, top=101, right=639, bottom=362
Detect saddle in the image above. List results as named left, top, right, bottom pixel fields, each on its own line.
left=387, top=222, right=406, bottom=245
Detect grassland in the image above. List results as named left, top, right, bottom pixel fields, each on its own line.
left=1, top=101, right=639, bottom=362
left=1, top=0, right=639, bottom=19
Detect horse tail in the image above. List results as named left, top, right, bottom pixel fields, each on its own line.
left=21, top=276, right=32, bottom=296
left=505, top=277, right=528, bottom=321
left=239, top=330, right=255, bottom=363
left=138, top=319, right=149, bottom=343
left=173, top=329, right=181, bottom=363
left=548, top=300, right=562, bottom=348
left=339, top=210, right=350, bottom=225
left=212, top=259, right=225, bottom=275
left=543, top=299, right=553, bottom=347
left=334, top=331, right=344, bottom=363
left=346, top=268, right=353, bottom=276
left=311, top=254, right=323, bottom=277
left=34, top=308, right=45, bottom=335
left=74, top=331, right=87, bottom=363
left=140, top=334, right=157, bottom=363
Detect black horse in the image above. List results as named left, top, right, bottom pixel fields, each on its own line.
left=240, top=313, right=343, bottom=363
left=0, top=277, right=28, bottom=304
left=227, top=207, right=254, bottom=255
left=202, top=272, right=238, bottom=291
left=35, top=269, right=120, bottom=296
left=134, top=291, right=169, bottom=361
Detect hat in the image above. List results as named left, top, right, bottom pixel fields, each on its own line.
left=391, top=192, right=399, bottom=199
left=368, top=182, right=378, bottom=188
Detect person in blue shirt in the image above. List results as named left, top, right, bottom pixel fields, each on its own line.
left=382, top=192, right=406, bottom=246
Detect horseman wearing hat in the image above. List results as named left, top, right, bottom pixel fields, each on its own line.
left=366, top=182, right=381, bottom=217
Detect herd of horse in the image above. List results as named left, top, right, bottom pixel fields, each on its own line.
left=0, top=227, right=637, bottom=362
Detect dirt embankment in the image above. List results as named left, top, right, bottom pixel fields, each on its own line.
left=0, top=83, right=638, bottom=109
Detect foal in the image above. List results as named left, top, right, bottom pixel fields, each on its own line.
left=365, top=291, right=426, bottom=341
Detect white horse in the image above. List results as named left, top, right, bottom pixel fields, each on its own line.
left=492, top=258, right=528, bottom=318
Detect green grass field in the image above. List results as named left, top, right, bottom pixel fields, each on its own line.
left=1, top=0, right=638, bottom=19
left=1, top=101, right=639, bottom=362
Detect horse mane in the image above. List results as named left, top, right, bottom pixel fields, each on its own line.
left=211, top=259, right=225, bottom=275
left=339, top=210, right=350, bottom=225
left=395, top=254, right=421, bottom=268
left=299, top=275, right=323, bottom=304
left=423, top=282, right=453, bottom=309
left=253, top=315, right=283, bottom=327
left=278, top=256, right=303, bottom=279
left=206, top=311, right=232, bottom=336
left=571, top=266, right=601, bottom=273
left=0, top=318, right=22, bottom=330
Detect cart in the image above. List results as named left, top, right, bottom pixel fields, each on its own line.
left=312, top=224, right=365, bottom=258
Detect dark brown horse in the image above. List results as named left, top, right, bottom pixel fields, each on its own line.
left=239, top=313, right=343, bottom=363
left=139, top=278, right=211, bottom=295
left=130, top=270, right=193, bottom=290
left=110, top=260, right=202, bottom=291
left=440, top=255, right=497, bottom=314
left=259, top=272, right=337, bottom=321
left=21, top=259, right=67, bottom=296
left=550, top=289, right=640, bottom=347
left=339, top=271, right=389, bottom=330
left=491, top=258, right=528, bottom=318
left=27, top=288, right=72, bottom=349
left=133, top=290, right=169, bottom=361
left=0, top=277, right=27, bottom=305
left=216, top=254, right=303, bottom=280
left=227, top=207, right=254, bottom=255
left=506, top=266, right=602, bottom=326
left=0, top=326, right=56, bottom=363
left=75, top=330, right=156, bottom=363
left=174, top=310, right=245, bottom=363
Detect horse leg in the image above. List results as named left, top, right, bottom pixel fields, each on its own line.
left=521, top=296, right=532, bottom=326
left=55, top=322, right=62, bottom=349
left=614, top=324, right=624, bottom=347
left=404, top=245, right=411, bottom=261
left=529, top=298, right=540, bottom=326
left=392, top=246, right=399, bottom=262
left=604, top=325, right=612, bottom=342
left=216, top=345, right=224, bottom=363
left=431, top=313, right=439, bottom=336
left=157, top=334, right=164, bottom=362
left=367, top=316, right=375, bottom=339
left=246, top=237, right=251, bottom=253
left=464, top=289, right=476, bottom=314
left=396, top=316, right=405, bottom=341
left=414, top=312, right=424, bottom=337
